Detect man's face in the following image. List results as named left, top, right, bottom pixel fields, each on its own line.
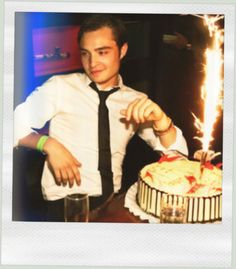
left=79, top=26, right=127, bottom=89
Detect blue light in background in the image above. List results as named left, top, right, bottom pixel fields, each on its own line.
left=14, top=12, right=60, bottom=107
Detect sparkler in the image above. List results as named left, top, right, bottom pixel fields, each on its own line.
left=192, top=15, right=224, bottom=179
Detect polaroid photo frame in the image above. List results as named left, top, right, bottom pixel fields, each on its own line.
left=1, top=1, right=235, bottom=267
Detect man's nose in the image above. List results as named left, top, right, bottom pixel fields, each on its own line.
left=90, top=53, right=98, bottom=67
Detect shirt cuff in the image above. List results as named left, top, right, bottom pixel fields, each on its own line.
left=153, top=126, right=189, bottom=156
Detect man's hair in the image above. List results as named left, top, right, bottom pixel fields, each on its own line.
left=78, top=14, right=127, bottom=48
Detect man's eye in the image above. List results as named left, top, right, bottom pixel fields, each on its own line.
left=99, top=50, right=108, bottom=55
left=80, top=51, right=89, bottom=57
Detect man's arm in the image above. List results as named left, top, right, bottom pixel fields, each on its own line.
left=14, top=76, right=81, bottom=188
left=120, top=96, right=177, bottom=148
left=18, top=133, right=81, bottom=188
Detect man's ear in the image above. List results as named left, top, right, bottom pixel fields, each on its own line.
left=120, top=43, right=128, bottom=60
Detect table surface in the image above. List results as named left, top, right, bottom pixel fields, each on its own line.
left=89, top=192, right=222, bottom=224
left=90, top=192, right=148, bottom=223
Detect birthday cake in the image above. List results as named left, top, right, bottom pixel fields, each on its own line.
left=136, top=154, right=222, bottom=223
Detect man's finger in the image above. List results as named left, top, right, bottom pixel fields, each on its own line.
left=61, top=169, right=68, bottom=186
left=137, top=99, right=152, bottom=123
left=126, top=98, right=141, bottom=121
left=54, top=169, right=62, bottom=186
left=131, top=97, right=148, bottom=123
left=72, top=165, right=81, bottom=186
left=74, top=158, right=82, bottom=167
left=143, top=104, right=155, bottom=121
left=67, top=168, right=75, bottom=188
left=120, top=109, right=126, bottom=116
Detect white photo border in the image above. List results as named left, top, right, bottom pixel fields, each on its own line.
left=1, top=1, right=235, bottom=267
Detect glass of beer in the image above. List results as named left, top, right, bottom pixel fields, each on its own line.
left=160, top=194, right=187, bottom=224
left=64, top=193, right=89, bottom=222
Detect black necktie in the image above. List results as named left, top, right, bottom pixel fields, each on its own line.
left=90, top=82, right=119, bottom=201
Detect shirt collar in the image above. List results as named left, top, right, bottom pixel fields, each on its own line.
left=84, top=73, right=123, bottom=91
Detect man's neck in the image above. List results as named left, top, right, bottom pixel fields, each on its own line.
left=93, top=77, right=120, bottom=91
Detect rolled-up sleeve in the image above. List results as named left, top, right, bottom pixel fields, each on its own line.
left=13, top=76, right=60, bottom=146
left=137, top=123, right=189, bottom=156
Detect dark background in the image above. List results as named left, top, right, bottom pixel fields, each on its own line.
left=13, top=12, right=224, bottom=221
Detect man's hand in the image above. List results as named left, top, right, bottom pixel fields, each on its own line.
left=43, top=137, right=81, bottom=188
left=120, top=97, right=164, bottom=124
left=120, top=96, right=177, bottom=148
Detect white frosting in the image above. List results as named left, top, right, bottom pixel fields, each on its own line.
left=137, top=155, right=222, bottom=223
left=140, top=157, right=222, bottom=197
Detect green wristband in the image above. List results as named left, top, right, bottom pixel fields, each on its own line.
left=36, top=135, right=49, bottom=152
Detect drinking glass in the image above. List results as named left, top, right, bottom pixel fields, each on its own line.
left=64, top=193, right=89, bottom=222
left=160, top=194, right=187, bottom=223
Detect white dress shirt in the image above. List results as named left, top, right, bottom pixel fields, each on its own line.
left=14, top=72, right=188, bottom=200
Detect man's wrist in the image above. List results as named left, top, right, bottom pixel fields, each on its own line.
left=36, top=135, right=49, bottom=153
left=153, top=113, right=168, bottom=129
left=153, top=114, right=174, bottom=136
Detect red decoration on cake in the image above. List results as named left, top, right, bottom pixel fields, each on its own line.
left=216, top=162, right=223, bottom=168
left=187, top=183, right=205, bottom=194
left=214, top=188, right=222, bottom=192
left=185, top=175, right=196, bottom=184
left=204, top=161, right=214, bottom=170
left=158, top=154, right=182, bottom=164
left=145, top=171, right=153, bottom=179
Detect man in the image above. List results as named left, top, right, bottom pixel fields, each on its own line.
left=14, top=14, right=188, bottom=221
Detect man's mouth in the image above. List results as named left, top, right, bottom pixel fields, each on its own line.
left=90, top=70, right=103, bottom=76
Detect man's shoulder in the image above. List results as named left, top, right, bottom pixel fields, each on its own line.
left=41, top=72, right=89, bottom=92
left=50, top=72, right=85, bottom=83
left=122, top=84, right=148, bottom=98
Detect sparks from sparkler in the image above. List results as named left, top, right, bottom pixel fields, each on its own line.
left=192, top=14, right=224, bottom=154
